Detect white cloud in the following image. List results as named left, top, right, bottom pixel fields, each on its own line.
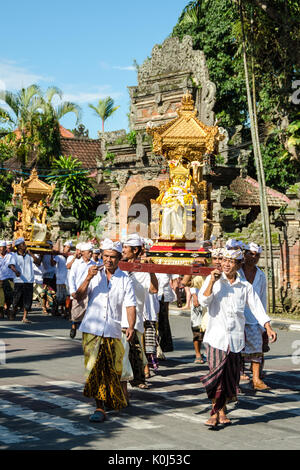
left=63, top=89, right=123, bottom=104
left=99, top=61, right=135, bottom=72
left=112, top=65, right=136, bottom=71
left=0, top=59, right=52, bottom=90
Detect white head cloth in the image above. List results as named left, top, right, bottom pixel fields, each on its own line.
left=222, top=248, right=244, bottom=261
left=5, top=241, right=12, bottom=245
left=0, top=240, right=6, bottom=247
left=209, top=247, right=223, bottom=257
left=93, top=248, right=100, bottom=254
left=225, top=239, right=244, bottom=250
left=248, top=242, right=263, bottom=254
left=101, top=238, right=123, bottom=254
left=124, top=233, right=143, bottom=247
left=14, top=237, right=25, bottom=246
left=64, top=240, right=74, bottom=247
left=80, top=242, right=93, bottom=252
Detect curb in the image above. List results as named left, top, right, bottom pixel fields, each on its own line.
left=169, top=307, right=300, bottom=331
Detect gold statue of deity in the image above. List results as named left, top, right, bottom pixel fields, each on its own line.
left=12, top=168, right=55, bottom=248
left=147, top=92, right=223, bottom=242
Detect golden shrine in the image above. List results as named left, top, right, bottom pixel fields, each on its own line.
left=12, top=168, right=55, bottom=251
left=145, top=91, right=224, bottom=265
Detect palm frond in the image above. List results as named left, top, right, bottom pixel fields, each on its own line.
left=56, top=101, right=82, bottom=124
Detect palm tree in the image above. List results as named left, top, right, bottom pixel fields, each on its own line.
left=40, top=86, right=82, bottom=124
left=0, top=84, right=42, bottom=131
left=88, top=97, right=119, bottom=133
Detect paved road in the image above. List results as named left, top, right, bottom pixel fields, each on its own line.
left=0, top=305, right=299, bottom=451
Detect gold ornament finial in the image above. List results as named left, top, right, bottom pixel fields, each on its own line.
left=181, top=92, right=194, bottom=111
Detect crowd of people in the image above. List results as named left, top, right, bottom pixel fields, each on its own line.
left=0, top=234, right=277, bottom=427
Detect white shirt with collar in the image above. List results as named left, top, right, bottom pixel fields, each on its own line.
left=238, top=267, right=267, bottom=325
left=53, top=254, right=68, bottom=285
left=0, top=253, right=14, bottom=280
left=68, top=258, right=96, bottom=295
left=121, top=271, right=150, bottom=334
left=79, top=267, right=136, bottom=339
left=9, top=252, right=34, bottom=284
left=198, top=272, right=270, bottom=353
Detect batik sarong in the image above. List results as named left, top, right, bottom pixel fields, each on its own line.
left=200, top=344, right=241, bottom=415
left=242, top=324, right=264, bottom=364
left=158, top=299, right=173, bottom=352
left=82, top=333, right=127, bottom=410
left=129, top=330, right=147, bottom=386
left=144, top=320, right=159, bottom=371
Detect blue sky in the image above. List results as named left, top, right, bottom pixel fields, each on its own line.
left=0, top=0, right=188, bottom=138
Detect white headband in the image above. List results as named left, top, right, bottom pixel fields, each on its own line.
left=248, top=242, right=263, bottom=254
left=101, top=238, right=123, bottom=254
left=222, top=248, right=244, bottom=260
left=124, top=233, right=143, bottom=247
left=14, top=237, right=25, bottom=246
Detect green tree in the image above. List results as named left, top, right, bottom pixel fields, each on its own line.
left=88, top=97, right=119, bottom=133
left=172, top=0, right=300, bottom=190
left=46, top=155, right=96, bottom=228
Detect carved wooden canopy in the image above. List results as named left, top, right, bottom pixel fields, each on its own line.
left=146, top=92, right=223, bottom=162
left=12, top=168, right=55, bottom=202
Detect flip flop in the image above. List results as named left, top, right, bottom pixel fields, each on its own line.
left=194, top=357, right=205, bottom=364
left=22, top=319, right=32, bottom=324
left=89, top=409, right=106, bottom=423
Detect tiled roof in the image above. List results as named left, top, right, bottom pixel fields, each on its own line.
left=60, top=137, right=102, bottom=169
left=230, top=176, right=290, bottom=207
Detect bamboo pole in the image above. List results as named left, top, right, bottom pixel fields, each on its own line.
left=239, top=1, right=271, bottom=311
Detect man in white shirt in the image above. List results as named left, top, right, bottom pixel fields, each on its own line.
left=239, top=242, right=270, bottom=390
left=40, top=242, right=57, bottom=314
left=0, top=241, right=14, bottom=319
left=8, top=238, right=39, bottom=323
left=69, top=242, right=95, bottom=338
left=156, top=273, right=179, bottom=354
left=198, top=248, right=277, bottom=427
left=53, top=240, right=74, bottom=317
left=76, top=239, right=136, bottom=422
left=121, top=233, right=158, bottom=396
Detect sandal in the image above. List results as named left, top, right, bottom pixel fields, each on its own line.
left=89, top=408, right=106, bottom=423
left=22, top=318, right=32, bottom=324
left=194, top=356, right=205, bottom=364
left=137, top=383, right=149, bottom=389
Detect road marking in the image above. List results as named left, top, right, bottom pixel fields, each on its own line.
left=0, top=424, right=39, bottom=444
left=0, top=385, right=92, bottom=416
left=0, top=399, right=101, bottom=436
left=0, top=325, right=81, bottom=343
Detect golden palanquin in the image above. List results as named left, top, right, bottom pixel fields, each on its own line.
left=147, top=92, right=223, bottom=252
left=12, top=168, right=55, bottom=249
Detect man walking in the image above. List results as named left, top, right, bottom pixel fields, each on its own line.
left=68, top=242, right=95, bottom=338
left=0, top=241, right=14, bottom=319
left=8, top=238, right=38, bottom=323
left=198, top=248, right=277, bottom=427
left=76, top=239, right=136, bottom=422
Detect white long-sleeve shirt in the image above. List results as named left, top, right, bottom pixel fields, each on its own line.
left=198, top=272, right=270, bottom=353
left=121, top=271, right=150, bottom=334
left=79, top=267, right=136, bottom=339
left=68, top=258, right=96, bottom=295
left=238, top=267, right=267, bottom=325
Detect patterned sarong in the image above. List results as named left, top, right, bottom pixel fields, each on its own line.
left=200, top=345, right=241, bottom=415
left=129, top=330, right=146, bottom=386
left=82, top=333, right=127, bottom=410
left=158, top=299, right=173, bottom=352
left=144, top=321, right=159, bottom=371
